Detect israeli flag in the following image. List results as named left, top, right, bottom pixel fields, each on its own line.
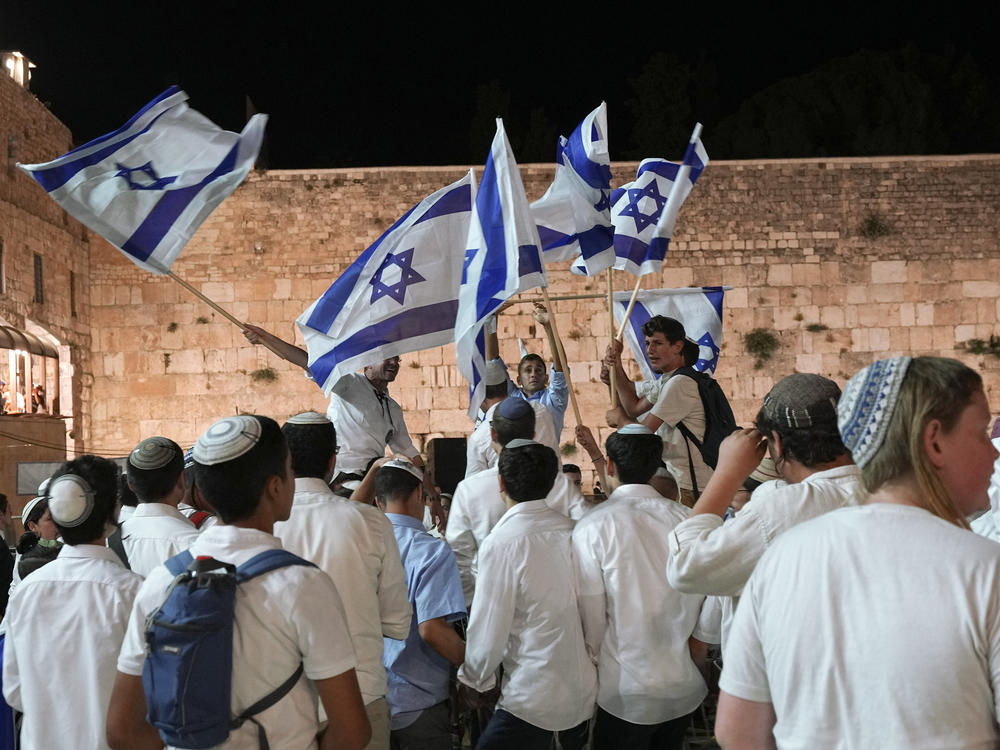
left=456, top=120, right=546, bottom=417
left=297, top=171, right=476, bottom=394
left=613, top=286, right=725, bottom=381
left=573, top=125, right=708, bottom=277
left=530, top=103, right=614, bottom=273
left=17, top=87, right=266, bottom=275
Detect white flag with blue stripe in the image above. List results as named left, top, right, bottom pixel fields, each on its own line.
left=530, top=103, right=614, bottom=273
left=613, top=286, right=725, bottom=381
left=297, top=171, right=476, bottom=394
left=456, top=119, right=546, bottom=417
left=17, top=86, right=266, bottom=275
left=573, top=124, right=708, bottom=277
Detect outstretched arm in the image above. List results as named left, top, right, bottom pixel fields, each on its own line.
left=532, top=303, right=564, bottom=372
left=242, top=324, right=309, bottom=370
left=575, top=425, right=609, bottom=493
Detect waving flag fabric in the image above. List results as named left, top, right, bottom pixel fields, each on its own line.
left=297, top=171, right=476, bottom=393
left=456, top=120, right=547, bottom=417
left=530, top=103, right=614, bottom=273
left=17, top=87, right=267, bottom=275
left=613, top=286, right=725, bottom=380
left=573, top=126, right=708, bottom=277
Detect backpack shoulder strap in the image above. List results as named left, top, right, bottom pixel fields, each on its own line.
left=107, top=527, right=131, bottom=570
left=235, top=549, right=315, bottom=583
left=188, top=510, right=212, bottom=528
left=230, top=664, right=305, bottom=750
left=163, top=550, right=195, bottom=577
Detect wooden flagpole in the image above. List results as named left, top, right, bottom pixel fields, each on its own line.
left=539, top=286, right=583, bottom=428
left=614, top=275, right=644, bottom=340
left=166, top=271, right=244, bottom=328
left=607, top=268, right=618, bottom=408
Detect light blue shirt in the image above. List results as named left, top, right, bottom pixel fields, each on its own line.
left=495, top=358, right=569, bottom=436
left=383, top=514, right=467, bottom=729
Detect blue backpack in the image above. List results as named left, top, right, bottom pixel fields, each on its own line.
left=142, top=549, right=315, bottom=749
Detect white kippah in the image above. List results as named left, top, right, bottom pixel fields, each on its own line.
left=37, top=477, right=51, bottom=496
left=194, top=416, right=262, bottom=465
left=838, top=357, right=913, bottom=469
left=285, top=411, right=330, bottom=425
left=504, top=438, right=540, bottom=449
left=129, top=437, right=178, bottom=470
left=484, top=360, right=508, bottom=386
left=48, top=474, right=95, bottom=528
left=381, top=459, right=424, bottom=481
left=617, top=423, right=654, bottom=436
left=20, top=496, right=45, bottom=524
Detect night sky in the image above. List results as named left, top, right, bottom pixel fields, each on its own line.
left=3, top=1, right=997, bottom=168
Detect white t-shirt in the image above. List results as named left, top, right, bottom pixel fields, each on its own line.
left=327, top=372, right=419, bottom=476
left=446, top=467, right=584, bottom=606
left=667, top=464, right=863, bottom=652
left=120, top=502, right=200, bottom=577
left=274, top=478, right=411, bottom=705
left=465, top=401, right=559, bottom=478
left=4, top=545, right=142, bottom=750
left=721, top=503, right=1000, bottom=750
left=458, top=500, right=596, bottom=731
left=639, top=372, right=712, bottom=493
left=573, top=484, right=710, bottom=724
left=118, top=526, right=357, bottom=750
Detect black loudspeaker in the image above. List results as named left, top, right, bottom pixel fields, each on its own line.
left=427, top=437, right=467, bottom=495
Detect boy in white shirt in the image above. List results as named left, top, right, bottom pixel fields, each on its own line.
left=108, top=415, right=371, bottom=750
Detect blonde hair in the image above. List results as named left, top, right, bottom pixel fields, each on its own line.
left=861, top=357, right=983, bottom=528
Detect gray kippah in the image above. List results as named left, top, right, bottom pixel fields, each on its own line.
left=484, top=360, right=508, bottom=386
left=129, top=437, right=180, bottom=470
left=760, top=373, right=841, bottom=429
left=48, top=474, right=95, bottom=528
left=504, top=438, right=540, bottom=449
left=285, top=411, right=330, bottom=425
left=193, top=416, right=262, bottom=465
left=496, top=398, right=533, bottom=420
left=617, top=423, right=654, bottom=436
left=838, top=357, right=912, bottom=469
left=381, top=458, right=424, bottom=481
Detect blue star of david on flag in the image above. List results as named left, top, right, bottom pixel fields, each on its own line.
left=369, top=248, right=426, bottom=304
left=618, top=180, right=667, bottom=233
left=114, top=161, right=178, bottom=191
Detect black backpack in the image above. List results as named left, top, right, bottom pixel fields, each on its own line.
left=674, top=366, right=739, bottom=497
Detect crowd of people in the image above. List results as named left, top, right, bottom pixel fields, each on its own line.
left=0, top=309, right=998, bottom=750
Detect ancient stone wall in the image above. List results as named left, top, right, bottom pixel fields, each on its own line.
left=86, top=155, right=1000, bottom=489
left=0, top=72, right=93, bottom=508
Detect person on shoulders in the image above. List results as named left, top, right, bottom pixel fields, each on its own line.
left=716, top=357, right=1000, bottom=750
left=4, top=455, right=142, bottom=750
left=274, top=411, right=410, bottom=750
left=120, top=437, right=200, bottom=577
left=374, top=459, right=466, bottom=750
left=109, top=414, right=371, bottom=750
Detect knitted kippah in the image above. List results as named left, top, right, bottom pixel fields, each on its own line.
left=504, top=438, right=540, bottom=450
left=838, top=357, right=912, bottom=469
left=617, top=423, right=654, bottom=436
left=381, top=459, right=424, bottom=481
left=496, top=398, right=533, bottom=420
left=48, top=474, right=95, bottom=528
left=193, top=416, right=262, bottom=465
left=285, top=411, right=330, bottom=425
left=761, top=373, right=841, bottom=429
left=129, top=436, right=180, bottom=470
left=484, top=359, right=508, bottom=386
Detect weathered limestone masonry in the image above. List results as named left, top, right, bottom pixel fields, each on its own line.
left=0, top=71, right=92, bottom=506
left=88, top=155, right=1000, bottom=478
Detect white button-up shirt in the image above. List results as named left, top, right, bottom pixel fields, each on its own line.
left=327, top=372, right=419, bottom=476
left=4, top=544, right=142, bottom=750
left=465, top=401, right=559, bottom=478
left=120, top=502, right=200, bottom=577
left=573, top=484, right=709, bottom=724
left=458, top=500, right=596, bottom=731
left=274, top=478, right=412, bottom=705
left=118, top=526, right=358, bottom=750
left=446, top=468, right=585, bottom=605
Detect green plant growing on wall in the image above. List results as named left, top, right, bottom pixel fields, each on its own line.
left=859, top=212, right=893, bottom=240
left=745, top=328, right=780, bottom=369
left=964, top=336, right=1000, bottom=358
left=806, top=323, right=829, bottom=332
left=560, top=442, right=578, bottom=457
left=250, top=367, right=278, bottom=383
left=167, top=322, right=178, bottom=332
left=162, top=353, right=171, bottom=371
left=196, top=316, right=210, bottom=324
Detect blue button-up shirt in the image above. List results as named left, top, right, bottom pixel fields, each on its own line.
left=495, top=358, right=569, bottom=436
left=383, top=513, right=467, bottom=729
